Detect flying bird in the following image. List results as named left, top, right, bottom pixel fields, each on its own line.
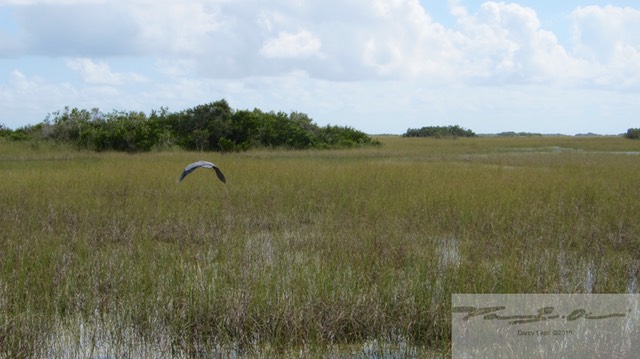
left=178, top=161, right=226, bottom=183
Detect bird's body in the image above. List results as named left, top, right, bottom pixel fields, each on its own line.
left=178, top=160, right=226, bottom=183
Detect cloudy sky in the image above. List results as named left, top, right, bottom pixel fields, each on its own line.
left=1, top=0, right=639, bottom=134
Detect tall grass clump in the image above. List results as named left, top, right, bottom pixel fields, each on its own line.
left=0, top=136, right=639, bottom=357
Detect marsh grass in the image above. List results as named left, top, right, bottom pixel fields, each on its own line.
left=1, top=136, right=639, bottom=357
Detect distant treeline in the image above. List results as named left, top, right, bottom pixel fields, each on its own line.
left=403, top=125, right=476, bottom=138
left=496, top=131, right=543, bottom=137
left=625, top=128, right=640, bottom=139
left=0, top=99, right=380, bottom=152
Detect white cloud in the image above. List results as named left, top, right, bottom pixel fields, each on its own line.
left=358, top=0, right=461, bottom=79
left=1, top=0, right=637, bottom=88
left=9, top=69, right=32, bottom=90
left=571, top=5, right=640, bottom=62
left=451, top=2, right=589, bottom=84
left=15, top=3, right=139, bottom=56
left=571, top=5, right=640, bottom=89
left=0, top=69, right=78, bottom=127
left=65, top=58, right=146, bottom=85
left=1, top=0, right=623, bottom=86
left=449, top=0, right=467, bottom=18
left=154, top=58, right=198, bottom=79
left=260, top=30, right=322, bottom=59
left=127, top=0, right=223, bottom=55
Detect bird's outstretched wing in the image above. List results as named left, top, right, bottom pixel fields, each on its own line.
left=211, top=166, right=226, bottom=183
left=178, top=161, right=226, bottom=183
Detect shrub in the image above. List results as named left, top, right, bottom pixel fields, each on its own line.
left=38, top=100, right=380, bottom=152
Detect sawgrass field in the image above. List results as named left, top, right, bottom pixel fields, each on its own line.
left=1, top=136, right=639, bottom=357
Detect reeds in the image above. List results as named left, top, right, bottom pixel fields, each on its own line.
left=1, top=136, right=639, bottom=357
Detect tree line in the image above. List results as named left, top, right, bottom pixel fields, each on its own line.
left=402, top=125, right=476, bottom=138
left=0, top=99, right=380, bottom=152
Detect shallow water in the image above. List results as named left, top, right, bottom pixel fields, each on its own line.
left=41, top=316, right=446, bottom=358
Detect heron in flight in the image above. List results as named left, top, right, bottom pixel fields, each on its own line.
left=178, top=161, right=226, bottom=183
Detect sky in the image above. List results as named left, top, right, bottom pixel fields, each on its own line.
left=1, top=0, right=639, bottom=135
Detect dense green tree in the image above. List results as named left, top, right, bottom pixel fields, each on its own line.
left=168, top=100, right=233, bottom=151
left=625, top=128, right=640, bottom=139
left=0, top=123, right=12, bottom=138
left=32, top=99, right=380, bottom=152
left=403, top=125, right=476, bottom=138
left=47, top=107, right=93, bottom=144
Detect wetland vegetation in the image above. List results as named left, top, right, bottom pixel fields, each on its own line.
left=1, top=135, right=639, bottom=357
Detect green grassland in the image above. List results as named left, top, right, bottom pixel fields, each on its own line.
left=1, top=136, right=639, bottom=357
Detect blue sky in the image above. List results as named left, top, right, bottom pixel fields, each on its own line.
left=1, top=0, right=639, bottom=135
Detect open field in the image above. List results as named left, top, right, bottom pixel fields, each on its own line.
left=1, top=136, right=639, bottom=357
